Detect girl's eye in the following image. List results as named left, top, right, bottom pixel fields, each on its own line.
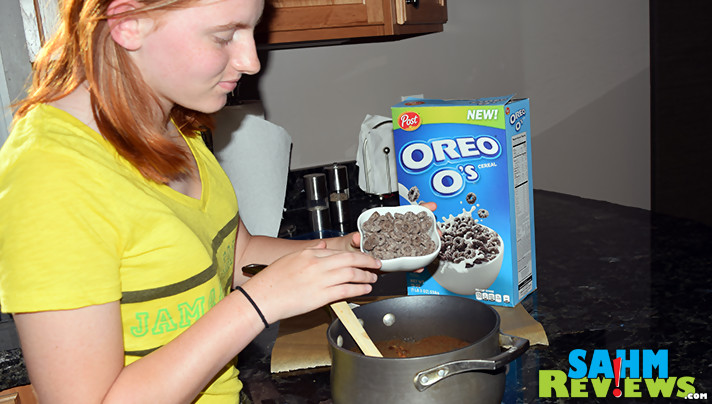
left=214, top=36, right=232, bottom=46
left=213, top=31, right=236, bottom=46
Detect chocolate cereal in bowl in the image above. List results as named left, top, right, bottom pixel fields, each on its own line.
left=432, top=207, right=505, bottom=294
left=357, top=205, right=441, bottom=272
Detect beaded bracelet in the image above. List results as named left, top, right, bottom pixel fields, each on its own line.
left=235, top=286, right=269, bottom=329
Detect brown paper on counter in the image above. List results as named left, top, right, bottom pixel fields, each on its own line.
left=270, top=297, right=547, bottom=374
left=493, top=304, right=549, bottom=346
left=270, top=296, right=393, bottom=374
left=270, top=306, right=333, bottom=374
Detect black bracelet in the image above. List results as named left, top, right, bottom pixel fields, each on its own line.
left=235, top=286, right=269, bottom=329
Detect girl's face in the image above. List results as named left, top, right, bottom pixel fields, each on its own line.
left=130, top=0, right=264, bottom=115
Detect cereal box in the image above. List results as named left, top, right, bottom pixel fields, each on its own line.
left=391, top=95, right=536, bottom=307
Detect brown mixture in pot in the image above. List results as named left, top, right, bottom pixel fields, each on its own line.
left=351, top=335, right=470, bottom=358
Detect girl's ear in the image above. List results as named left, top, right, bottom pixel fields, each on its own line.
left=107, top=0, right=149, bottom=51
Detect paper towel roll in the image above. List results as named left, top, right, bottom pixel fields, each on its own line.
left=212, top=102, right=292, bottom=237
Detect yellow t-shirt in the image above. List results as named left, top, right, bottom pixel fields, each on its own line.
left=0, top=104, right=241, bottom=402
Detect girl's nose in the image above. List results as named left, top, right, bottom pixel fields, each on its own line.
left=232, top=36, right=261, bottom=75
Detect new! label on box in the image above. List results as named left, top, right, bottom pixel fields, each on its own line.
left=391, top=95, right=536, bottom=307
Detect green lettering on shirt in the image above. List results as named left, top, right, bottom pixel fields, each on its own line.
left=178, top=296, right=205, bottom=328
left=208, top=287, right=217, bottom=309
left=130, top=312, right=150, bottom=337
left=152, top=308, right=178, bottom=335
left=221, top=242, right=234, bottom=279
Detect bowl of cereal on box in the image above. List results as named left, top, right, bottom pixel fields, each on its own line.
left=432, top=207, right=504, bottom=294
left=358, top=205, right=441, bottom=272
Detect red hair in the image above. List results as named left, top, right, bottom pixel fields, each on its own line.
left=13, top=0, right=213, bottom=183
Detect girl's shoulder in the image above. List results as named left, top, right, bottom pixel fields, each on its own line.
left=3, top=104, right=124, bottom=174
left=12, top=103, right=104, bottom=146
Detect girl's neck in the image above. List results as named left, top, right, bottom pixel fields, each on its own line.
left=49, top=82, right=174, bottom=136
left=48, top=83, right=99, bottom=133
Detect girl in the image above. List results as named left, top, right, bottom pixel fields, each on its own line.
left=0, top=0, right=411, bottom=402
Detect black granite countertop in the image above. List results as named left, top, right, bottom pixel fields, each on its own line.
left=3, top=189, right=712, bottom=403
left=237, top=189, right=712, bottom=403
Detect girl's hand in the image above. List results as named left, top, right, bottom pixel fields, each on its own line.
left=335, top=202, right=439, bottom=274
left=238, top=241, right=381, bottom=323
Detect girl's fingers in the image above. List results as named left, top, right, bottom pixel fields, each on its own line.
left=419, top=201, right=437, bottom=211
left=316, top=250, right=381, bottom=272
left=308, top=240, right=328, bottom=250
left=349, top=232, right=361, bottom=251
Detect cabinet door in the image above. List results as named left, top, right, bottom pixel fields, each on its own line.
left=259, top=0, right=386, bottom=43
left=257, top=0, right=447, bottom=45
left=394, top=0, right=447, bottom=25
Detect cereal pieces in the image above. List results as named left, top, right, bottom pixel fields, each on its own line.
left=438, top=212, right=500, bottom=267
left=477, top=209, right=489, bottom=219
left=361, top=210, right=436, bottom=260
left=466, top=192, right=477, bottom=205
left=407, top=186, right=420, bottom=203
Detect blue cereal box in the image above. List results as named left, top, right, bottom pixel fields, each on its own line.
left=391, top=95, right=536, bottom=307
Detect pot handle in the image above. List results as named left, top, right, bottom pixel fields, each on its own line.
left=413, top=333, right=529, bottom=392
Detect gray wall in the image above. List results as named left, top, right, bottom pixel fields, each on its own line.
left=0, top=0, right=33, bottom=145
left=0, top=52, right=13, bottom=146
left=256, top=0, right=650, bottom=209
left=1, top=1, right=650, bottom=209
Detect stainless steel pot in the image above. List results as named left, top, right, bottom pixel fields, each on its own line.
left=327, top=295, right=529, bottom=404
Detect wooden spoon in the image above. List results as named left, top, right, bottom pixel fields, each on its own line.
left=241, top=264, right=383, bottom=357
left=329, top=301, right=383, bottom=357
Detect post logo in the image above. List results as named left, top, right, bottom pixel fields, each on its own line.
left=398, top=112, right=422, bottom=131
left=539, top=349, right=704, bottom=399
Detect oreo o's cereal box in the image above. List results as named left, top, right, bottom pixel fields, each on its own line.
left=391, top=95, right=536, bottom=307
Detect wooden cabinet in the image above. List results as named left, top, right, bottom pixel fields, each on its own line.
left=256, top=0, right=447, bottom=46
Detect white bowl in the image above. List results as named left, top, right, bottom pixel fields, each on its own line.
left=357, top=205, right=441, bottom=272
left=432, top=230, right=504, bottom=295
